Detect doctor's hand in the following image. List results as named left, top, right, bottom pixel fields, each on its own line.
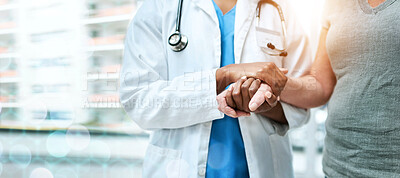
left=227, top=76, right=279, bottom=113
left=216, top=62, right=288, bottom=96
left=216, top=77, right=279, bottom=118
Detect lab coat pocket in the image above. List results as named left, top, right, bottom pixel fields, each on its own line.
left=243, top=26, right=283, bottom=65
left=143, top=144, right=184, bottom=178
left=256, top=27, right=283, bottom=49
left=256, top=27, right=283, bottom=53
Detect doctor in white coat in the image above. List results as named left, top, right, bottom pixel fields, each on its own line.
left=120, top=0, right=312, bottom=177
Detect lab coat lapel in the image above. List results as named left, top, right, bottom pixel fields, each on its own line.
left=191, top=0, right=221, bottom=67
left=234, top=0, right=258, bottom=64
left=191, top=0, right=219, bottom=25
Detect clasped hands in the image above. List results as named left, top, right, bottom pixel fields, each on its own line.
left=216, top=62, right=288, bottom=118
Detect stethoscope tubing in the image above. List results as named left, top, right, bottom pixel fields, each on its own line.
left=256, top=0, right=288, bottom=56
left=170, top=0, right=287, bottom=56
left=175, top=0, right=184, bottom=32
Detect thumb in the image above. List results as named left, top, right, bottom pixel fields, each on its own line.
left=279, top=68, right=288, bottom=74
left=248, top=84, right=269, bottom=111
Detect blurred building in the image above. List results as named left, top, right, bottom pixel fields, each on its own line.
left=0, top=0, right=148, bottom=177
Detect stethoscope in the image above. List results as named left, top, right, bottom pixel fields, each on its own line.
left=168, top=0, right=288, bottom=57
left=256, top=0, right=288, bottom=57
left=168, top=0, right=188, bottom=52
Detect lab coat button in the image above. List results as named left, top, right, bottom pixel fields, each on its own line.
left=198, top=167, right=206, bottom=176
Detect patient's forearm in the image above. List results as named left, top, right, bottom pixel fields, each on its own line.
left=280, top=76, right=331, bottom=108
left=281, top=28, right=336, bottom=109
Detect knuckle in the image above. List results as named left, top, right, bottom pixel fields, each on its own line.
left=247, top=78, right=255, bottom=84
left=232, top=91, right=240, bottom=97
left=241, top=84, right=249, bottom=90
left=249, top=88, right=257, bottom=94
left=227, top=89, right=232, bottom=95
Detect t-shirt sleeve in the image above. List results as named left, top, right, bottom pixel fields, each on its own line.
left=321, top=0, right=334, bottom=29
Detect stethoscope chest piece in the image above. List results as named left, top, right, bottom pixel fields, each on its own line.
left=169, top=0, right=188, bottom=52
left=168, top=32, right=188, bottom=52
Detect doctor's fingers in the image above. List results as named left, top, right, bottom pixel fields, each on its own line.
left=217, top=90, right=240, bottom=117
left=249, top=79, right=262, bottom=98
left=225, top=85, right=236, bottom=109
left=240, top=78, right=255, bottom=112
left=217, top=88, right=250, bottom=117
left=232, top=76, right=247, bottom=110
left=254, top=63, right=288, bottom=97
left=254, top=102, right=274, bottom=113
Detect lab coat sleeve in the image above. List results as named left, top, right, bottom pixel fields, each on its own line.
left=119, top=0, right=224, bottom=130
left=267, top=1, right=312, bottom=136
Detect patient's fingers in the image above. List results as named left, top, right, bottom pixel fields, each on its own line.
left=217, top=90, right=238, bottom=117
left=248, top=83, right=269, bottom=111
left=265, top=90, right=278, bottom=108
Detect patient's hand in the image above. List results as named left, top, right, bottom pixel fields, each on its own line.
left=216, top=76, right=279, bottom=118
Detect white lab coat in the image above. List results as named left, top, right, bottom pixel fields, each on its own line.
left=120, top=0, right=312, bottom=177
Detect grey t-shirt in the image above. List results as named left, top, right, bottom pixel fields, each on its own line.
left=321, top=0, right=400, bottom=177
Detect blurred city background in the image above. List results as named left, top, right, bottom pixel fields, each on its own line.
left=0, top=0, right=325, bottom=177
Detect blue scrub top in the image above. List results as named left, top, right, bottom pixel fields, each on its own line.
left=206, top=1, right=249, bottom=177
